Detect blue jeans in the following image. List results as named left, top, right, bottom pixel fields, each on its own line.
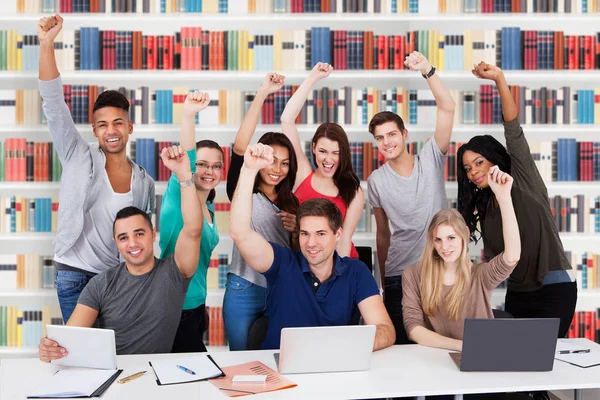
left=223, top=273, right=267, bottom=351
left=55, top=270, right=95, bottom=323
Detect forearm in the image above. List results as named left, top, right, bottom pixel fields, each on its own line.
left=39, top=42, right=59, bottom=81
left=425, top=72, right=455, bottom=113
left=409, top=326, right=463, bottom=352
left=179, top=172, right=203, bottom=235
left=281, top=76, right=318, bottom=123
left=233, top=90, right=268, bottom=154
left=495, top=74, right=518, bottom=121
left=229, top=166, right=258, bottom=239
left=336, top=234, right=352, bottom=258
left=373, top=323, right=396, bottom=351
left=180, top=113, right=197, bottom=151
left=498, top=196, right=520, bottom=265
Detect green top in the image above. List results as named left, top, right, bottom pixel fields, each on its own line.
left=159, top=149, right=220, bottom=310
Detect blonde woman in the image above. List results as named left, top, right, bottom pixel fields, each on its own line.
left=402, top=165, right=520, bottom=352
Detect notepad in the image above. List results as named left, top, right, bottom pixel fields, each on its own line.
left=555, top=339, right=600, bottom=368
left=149, top=355, right=224, bottom=385
left=27, top=369, right=122, bottom=398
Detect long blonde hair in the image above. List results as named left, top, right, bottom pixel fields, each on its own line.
left=419, top=209, right=472, bottom=320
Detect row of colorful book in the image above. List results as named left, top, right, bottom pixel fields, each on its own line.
left=569, top=251, right=600, bottom=290
left=206, top=253, right=228, bottom=289
left=0, top=140, right=62, bottom=182
left=0, top=196, right=57, bottom=233
left=3, top=27, right=600, bottom=72
left=3, top=84, right=598, bottom=129
left=205, top=306, right=226, bottom=347
left=553, top=196, right=600, bottom=235
left=439, top=0, right=598, bottom=13
left=0, top=255, right=55, bottom=290
left=0, top=306, right=63, bottom=348
left=567, top=310, right=600, bottom=343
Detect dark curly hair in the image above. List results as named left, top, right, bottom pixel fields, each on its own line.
left=456, top=135, right=511, bottom=243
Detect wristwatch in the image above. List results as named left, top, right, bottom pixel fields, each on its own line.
left=422, top=66, right=436, bottom=79
left=179, top=178, right=193, bottom=188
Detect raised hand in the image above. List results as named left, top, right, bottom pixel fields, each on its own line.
left=243, top=143, right=274, bottom=170
left=279, top=211, right=297, bottom=233
left=404, top=51, right=432, bottom=75
left=471, top=61, right=504, bottom=82
left=259, top=72, right=286, bottom=95
left=183, top=91, right=210, bottom=117
left=37, top=14, right=63, bottom=43
left=308, top=62, right=334, bottom=81
left=487, top=165, right=513, bottom=200
left=160, top=145, right=192, bottom=180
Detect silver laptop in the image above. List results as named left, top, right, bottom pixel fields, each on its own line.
left=46, top=325, right=117, bottom=370
left=449, top=318, right=560, bottom=372
left=277, top=325, right=376, bottom=374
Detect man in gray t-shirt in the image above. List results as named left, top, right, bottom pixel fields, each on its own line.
left=367, top=51, right=455, bottom=344
left=38, top=145, right=205, bottom=358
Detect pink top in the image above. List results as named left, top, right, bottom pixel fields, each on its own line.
left=294, top=172, right=359, bottom=259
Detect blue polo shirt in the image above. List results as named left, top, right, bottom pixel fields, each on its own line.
left=261, top=242, right=380, bottom=350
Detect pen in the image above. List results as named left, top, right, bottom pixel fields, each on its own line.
left=118, top=371, right=147, bottom=384
left=558, top=349, right=590, bottom=354
left=261, top=192, right=282, bottom=213
left=176, top=364, right=196, bottom=375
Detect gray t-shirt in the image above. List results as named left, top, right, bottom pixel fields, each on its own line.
left=229, top=193, right=291, bottom=287
left=77, top=255, right=189, bottom=354
left=367, top=138, right=447, bottom=277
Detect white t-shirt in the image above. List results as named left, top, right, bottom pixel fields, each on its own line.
left=367, top=138, right=447, bottom=277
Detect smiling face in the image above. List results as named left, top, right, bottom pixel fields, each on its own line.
left=312, top=137, right=340, bottom=177
left=372, top=121, right=407, bottom=161
left=114, top=214, right=156, bottom=268
left=298, top=215, right=341, bottom=268
left=462, top=150, right=494, bottom=189
left=433, top=224, right=464, bottom=265
left=258, top=144, right=290, bottom=188
left=92, top=107, right=132, bottom=155
left=194, top=147, right=224, bottom=192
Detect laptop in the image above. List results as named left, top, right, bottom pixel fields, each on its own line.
left=46, top=325, right=118, bottom=370
left=449, top=318, right=560, bottom=372
left=277, top=325, right=376, bottom=374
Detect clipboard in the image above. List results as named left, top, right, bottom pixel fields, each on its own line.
left=149, top=354, right=225, bottom=386
left=28, top=369, right=123, bottom=398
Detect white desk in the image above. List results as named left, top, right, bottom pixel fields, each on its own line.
left=2, top=341, right=600, bottom=400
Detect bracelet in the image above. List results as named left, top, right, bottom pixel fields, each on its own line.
left=422, top=66, right=436, bottom=79
left=179, top=178, right=193, bottom=188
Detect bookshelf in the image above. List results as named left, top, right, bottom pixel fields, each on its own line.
left=2, top=7, right=600, bottom=359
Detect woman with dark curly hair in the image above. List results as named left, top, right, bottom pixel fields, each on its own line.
left=457, top=62, right=577, bottom=341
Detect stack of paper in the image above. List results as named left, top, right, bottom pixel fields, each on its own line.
left=28, top=369, right=122, bottom=399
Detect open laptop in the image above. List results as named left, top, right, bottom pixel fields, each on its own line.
left=449, top=318, right=560, bottom=372
left=46, top=325, right=117, bottom=370
left=277, top=325, right=376, bottom=374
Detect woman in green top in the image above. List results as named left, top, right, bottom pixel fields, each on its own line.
left=159, top=91, right=223, bottom=352
left=457, top=62, right=577, bottom=342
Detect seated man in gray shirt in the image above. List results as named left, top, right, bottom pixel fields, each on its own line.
left=37, top=145, right=203, bottom=357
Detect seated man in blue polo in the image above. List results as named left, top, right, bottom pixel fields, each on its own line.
left=229, top=143, right=396, bottom=350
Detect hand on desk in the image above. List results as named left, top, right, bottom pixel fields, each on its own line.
left=38, top=337, right=68, bottom=363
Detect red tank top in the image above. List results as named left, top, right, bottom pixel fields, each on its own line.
left=294, top=172, right=359, bottom=259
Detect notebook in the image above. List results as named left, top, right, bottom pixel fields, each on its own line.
left=46, top=325, right=117, bottom=370
left=27, top=369, right=122, bottom=399
left=555, top=338, right=600, bottom=368
left=149, top=354, right=224, bottom=385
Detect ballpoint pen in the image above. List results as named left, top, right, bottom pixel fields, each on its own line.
left=558, top=349, right=590, bottom=354
left=118, top=371, right=147, bottom=384
left=176, top=365, right=196, bottom=375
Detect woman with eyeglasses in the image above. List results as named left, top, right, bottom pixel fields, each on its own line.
left=158, top=91, right=225, bottom=353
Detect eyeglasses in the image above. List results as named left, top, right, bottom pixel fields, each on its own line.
left=195, top=162, right=223, bottom=171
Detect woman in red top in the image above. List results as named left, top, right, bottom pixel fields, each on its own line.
left=281, top=62, right=363, bottom=259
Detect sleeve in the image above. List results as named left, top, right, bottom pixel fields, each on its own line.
left=76, top=275, right=103, bottom=311
left=38, top=76, right=89, bottom=164
left=367, top=175, right=381, bottom=208
left=401, top=265, right=427, bottom=336
left=226, top=151, right=245, bottom=201
left=503, top=117, right=547, bottom=198
left=146, top=177, right=155, bottom=217
left=421, top=136, right=447, bottom=170
left=475, top=252, right=515, bottom=292
left=354, top=263, right=381, bottom=304
left=262, top=242, right=294, bottom=287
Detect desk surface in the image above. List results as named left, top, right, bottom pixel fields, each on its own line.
left=2, top=340, right=600, bottom=400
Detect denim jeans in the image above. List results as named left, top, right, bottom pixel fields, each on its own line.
left=55, top=270, right=95, bottom=323
left=384, top=275, right=412, bottom=345
left=223, top=273, right=267, bottom=351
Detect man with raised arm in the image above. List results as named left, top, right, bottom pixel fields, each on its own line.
left=37, top=15, right=155, bottom=323
left=229, top=143, right=396, bottom=350
left=38, top=146, right=204, bottom=358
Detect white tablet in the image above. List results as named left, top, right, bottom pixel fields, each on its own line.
left=46, top=325, right=117, bottom=370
